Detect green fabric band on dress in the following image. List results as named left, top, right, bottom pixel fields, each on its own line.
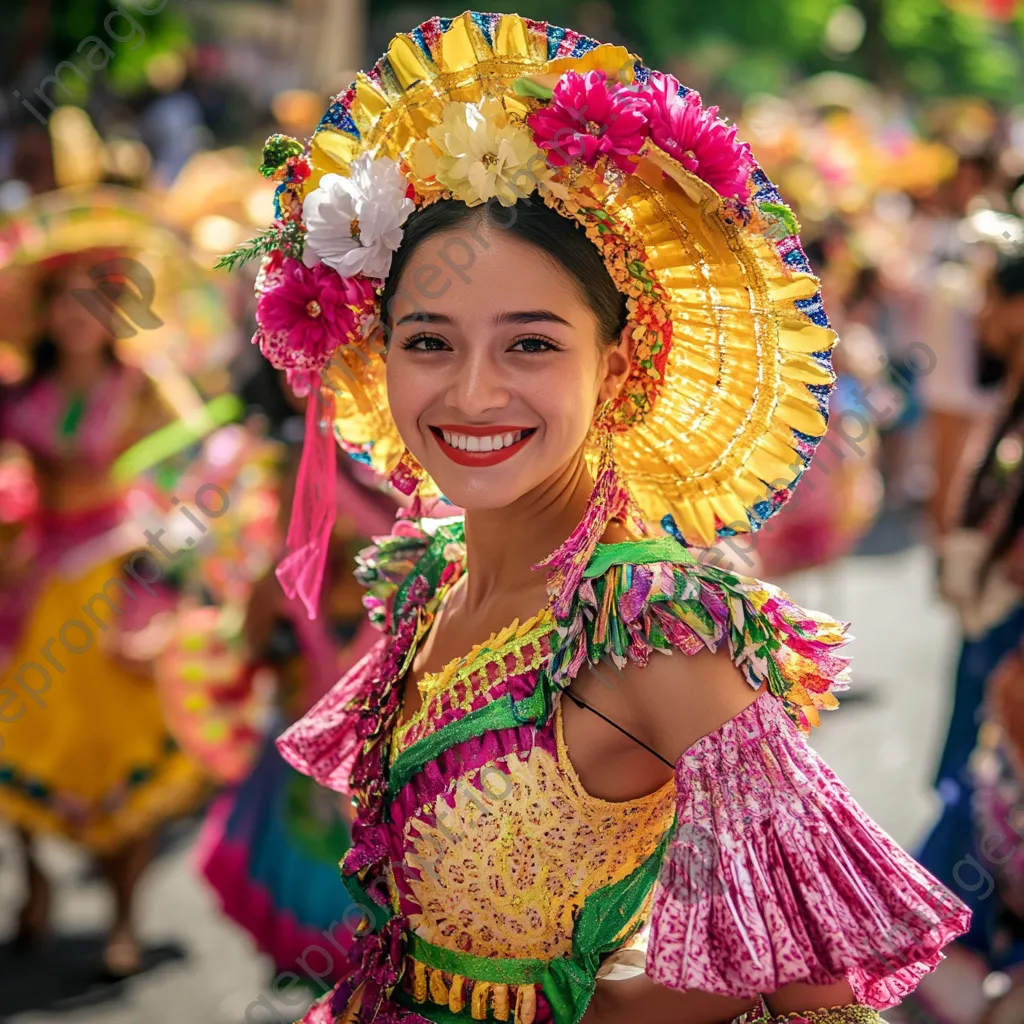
left=583, top=536, right=693, bottom=579
left=340, top=872, right=392, bottom=933
left=388, top=686, right=551, bottom=795
left=541, top=824, right=672, bottom=1024
left=409, top=933, right=550, bottom=985
left=393, top=522, right=464, bottom=615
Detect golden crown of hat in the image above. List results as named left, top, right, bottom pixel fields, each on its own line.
left=222, top=11, right=837, bottom=547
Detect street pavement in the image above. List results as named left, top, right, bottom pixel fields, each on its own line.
left=0, top=511, right=962, bottom=1024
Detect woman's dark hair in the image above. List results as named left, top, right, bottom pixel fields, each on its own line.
left=994, top=253, right=1024, bottom=300
left=962, top=252, right=1024, bottom=579
left=378, top=197, right=627, bottom=345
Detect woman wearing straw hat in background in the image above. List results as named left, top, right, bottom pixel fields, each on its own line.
left=0, top=189, right=211, bottom=976
left=223, top=13, right=971, bottom=1023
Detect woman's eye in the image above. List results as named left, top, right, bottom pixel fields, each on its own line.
left=510, top=337, right=558, bottom=353
left=401, top=334, right=450, bottom=351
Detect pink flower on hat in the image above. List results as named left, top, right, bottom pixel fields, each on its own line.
left=645, top=73, right=753, bottom=201
left=255, top=257, right=376, bottom=379
left=528, top=70, right=649, bottom=174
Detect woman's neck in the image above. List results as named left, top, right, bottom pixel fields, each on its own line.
left=461, top=452, right=596, bottom=611
left=55, top=349, right=111, bottom=393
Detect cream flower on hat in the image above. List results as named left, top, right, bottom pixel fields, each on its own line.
left=412, top=96, right=562, bottom=207
left=302, top=152, right=414, bottom=280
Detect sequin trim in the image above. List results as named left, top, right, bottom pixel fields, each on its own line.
left=749, top=1008, right=885, bottom=1024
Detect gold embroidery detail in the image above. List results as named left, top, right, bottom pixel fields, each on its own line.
left=752, top=1008, right=884, bottom=1024
left=412, top=960, right=427, bottom=1003
left=515, top=983, right=536, bottom=1024
left=395, top=607, right=557, bottom=753
left=492, top=983, right=510, bottom=1020
left=429, top=967, right=449, bottom=1004
left=403, top=743, right=675, bottom=960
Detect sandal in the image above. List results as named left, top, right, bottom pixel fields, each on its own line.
left=102, top=924, right=142, bottom=979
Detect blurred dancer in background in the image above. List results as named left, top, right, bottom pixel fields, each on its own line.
left=194, top=369, right=396, bottom=982
left=912, top=251, right=1024, bottom=1024
left=0, top=245, right=206, bottom=976
left=914, top=155, right=1002, bottom=538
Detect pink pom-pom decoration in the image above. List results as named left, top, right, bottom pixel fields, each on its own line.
left=645, top=73, right=754, bottom=202
left=528, top=70, right=650, bottom=174
left=254, top=257, right=377, bottom=379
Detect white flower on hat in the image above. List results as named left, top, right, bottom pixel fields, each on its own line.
left=411, top=96, right=565, bottom=207
left=302, top=152, right=415, bottom=280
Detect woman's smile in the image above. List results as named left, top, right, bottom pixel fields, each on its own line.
left=429, top=424, right=537, bottom=466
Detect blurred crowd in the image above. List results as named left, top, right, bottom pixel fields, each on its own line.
left=0, top=18, right=1023, bottom=1024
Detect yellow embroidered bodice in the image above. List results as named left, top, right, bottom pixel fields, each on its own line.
left=376, top=556, right=676, bottom=1017
left=401, top=702, right=675, bottom=960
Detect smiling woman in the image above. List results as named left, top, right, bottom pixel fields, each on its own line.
left=223, top=12, right=971, bottom=1024
left=380, top=198, right=632, bottom=512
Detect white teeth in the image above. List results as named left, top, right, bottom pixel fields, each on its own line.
left=440, top=430, right=529, bottom=451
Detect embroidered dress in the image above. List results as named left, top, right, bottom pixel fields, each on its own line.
left=279, top=517, right=969, bottom=1024
left=0, top=368, right=205, bottom=852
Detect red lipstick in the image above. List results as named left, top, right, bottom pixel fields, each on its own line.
left=430, top=425, right=536, bottom=468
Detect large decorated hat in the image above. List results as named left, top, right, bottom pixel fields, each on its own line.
left=226, top=11, right=837, bottom=550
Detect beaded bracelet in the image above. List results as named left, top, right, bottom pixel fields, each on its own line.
left=748, top=1007, right=885, bottom=1024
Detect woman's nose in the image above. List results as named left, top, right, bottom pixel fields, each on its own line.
left=446, top=349, right=510, bottom=417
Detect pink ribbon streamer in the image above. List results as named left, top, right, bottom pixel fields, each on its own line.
left=276, top=389, right=337, bottom=620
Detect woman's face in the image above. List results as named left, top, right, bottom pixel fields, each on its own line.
left=384, top=221, right=631, bottom=511
left=45, top=266, right=113, bottom=356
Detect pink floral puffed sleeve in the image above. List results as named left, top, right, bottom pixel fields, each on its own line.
left=647, top=692, right=970, bottom=1009
left=556, top=544, right=971, bottom=1010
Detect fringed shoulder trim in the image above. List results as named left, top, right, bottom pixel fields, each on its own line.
left=354, top=514, right=465, bottom=632
left=553, top=536, right=852, bottom=730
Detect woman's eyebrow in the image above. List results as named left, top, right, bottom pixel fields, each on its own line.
left=496, top=310, right=572, bottom=326
left=395, top=311, right=453, bottom=326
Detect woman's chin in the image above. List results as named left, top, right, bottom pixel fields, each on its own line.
left=427, top=474, right=528, bottom=514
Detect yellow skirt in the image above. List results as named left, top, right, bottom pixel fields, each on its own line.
left=0, top=556, right=207, bottom=852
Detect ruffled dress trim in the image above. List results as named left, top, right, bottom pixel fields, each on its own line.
left=277, top=513, right=440, bottom=794
left=552, top=536, right=852, bottom=730
left=276, top=641, right=388, bottom=796
left=646, top=691, right=971, bottom=1009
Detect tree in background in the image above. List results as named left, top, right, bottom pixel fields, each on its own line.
left=3, top=0, right=191, bottom=99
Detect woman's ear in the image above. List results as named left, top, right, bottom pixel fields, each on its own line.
left=597, top=323, right=636, bottom=404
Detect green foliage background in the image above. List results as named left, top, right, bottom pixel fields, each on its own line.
left=5, top=0, right=1023, bottom=103
left=374, top=0, right=1024, bottom=101
left=4, top=0, right=190, bottom=94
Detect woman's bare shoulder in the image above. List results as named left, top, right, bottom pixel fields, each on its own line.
left=617, top=644, right=763, bottom=764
